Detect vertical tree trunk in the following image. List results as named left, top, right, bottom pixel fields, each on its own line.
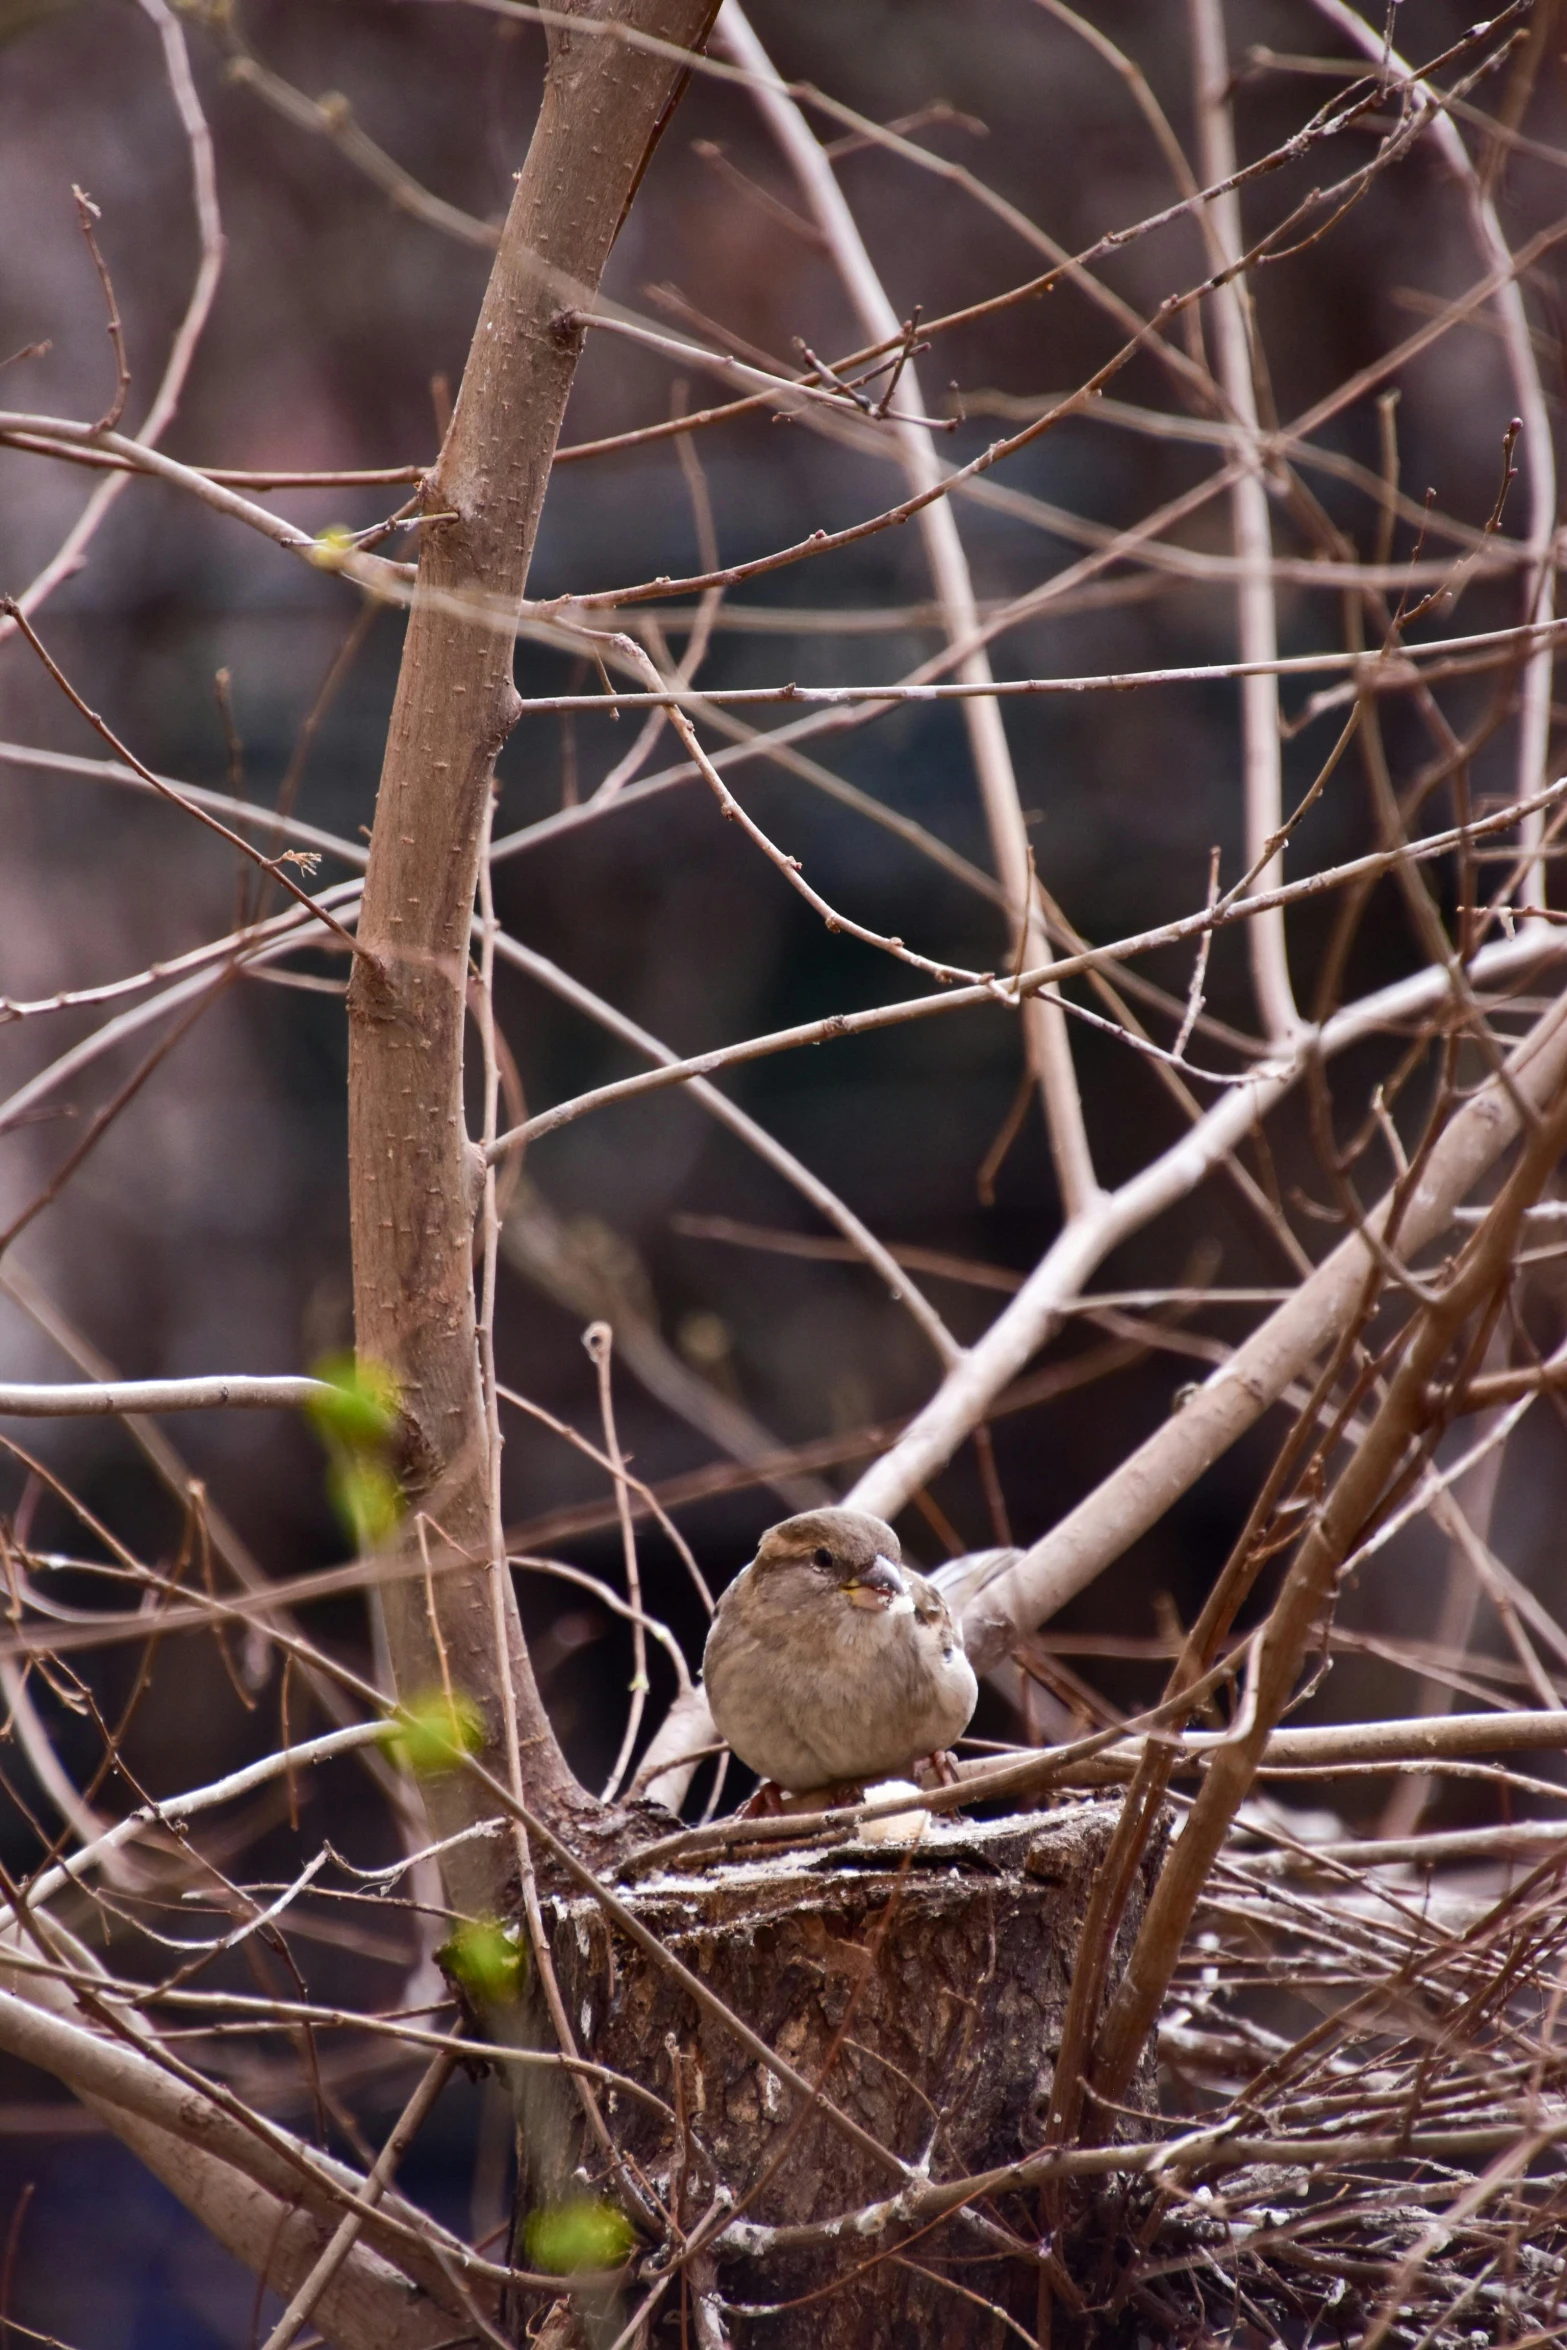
left=346, top=0, right=719, bottom=1916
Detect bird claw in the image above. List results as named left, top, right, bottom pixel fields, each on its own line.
left=737, top=1777, right=865, bottom=1820
left=914, top=1749, right=963, bottom=1788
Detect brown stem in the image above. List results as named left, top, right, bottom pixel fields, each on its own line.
left=346, top=0, right=721, bottom=1899
left=1089, top=1057, right=1567, bottom=2110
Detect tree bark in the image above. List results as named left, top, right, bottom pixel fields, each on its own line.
left=553, top=1803, right=1167, bottom=2345
left=346, top=0, right=719, bottom=1908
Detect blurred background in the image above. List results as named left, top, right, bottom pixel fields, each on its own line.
left=3, top=0, right=1566, bottom=2336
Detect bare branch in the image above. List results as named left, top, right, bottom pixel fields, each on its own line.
left=1188, top=0, right=1297, bottom=1042
left=0, top=0, right=222, bottom=639
left=491, top=797, right=1567, bottom=1150
left=0, top=1376, right=333, bottom=1416
left=851, top=924, right=1567, bottom=1537
left=69, top=186, right=129, bottom=433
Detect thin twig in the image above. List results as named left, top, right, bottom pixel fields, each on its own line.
left=69, top=187, right=129, bottom=433
left=584, top=1323, right=652, bottom=1802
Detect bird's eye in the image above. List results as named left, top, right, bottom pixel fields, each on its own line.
left=812, top=1545, right=834, bottom=1569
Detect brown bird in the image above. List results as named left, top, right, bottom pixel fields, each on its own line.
left=702, top=1507, right=978, bottom=1798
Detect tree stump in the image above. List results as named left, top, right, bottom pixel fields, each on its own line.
left=547, top=1798, right=1167, bottom=2346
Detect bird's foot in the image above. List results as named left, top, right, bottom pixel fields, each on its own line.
left=914, top=1749, right=963, bottom=1789
left=738, top=1778, right=865, bottom=1820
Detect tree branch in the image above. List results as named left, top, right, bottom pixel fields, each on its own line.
left=344, top=0, right=721, bottom=1879
left=1188, top=0, right=1299, bottom=1044
left=717, top=1, right=1100, bottom=1217
left=0, top=1375, right=332, bottom=1416
left=962, top=977, right=1567, bottom=1669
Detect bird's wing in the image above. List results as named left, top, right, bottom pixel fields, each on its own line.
left=929, top=1546, right=1018, bottom=1609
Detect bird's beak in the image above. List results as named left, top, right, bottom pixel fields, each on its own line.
left=844, top=1555, right=907, bottom=1609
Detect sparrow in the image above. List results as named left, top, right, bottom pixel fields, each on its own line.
left=702, top=1507, right=978, bottom=1798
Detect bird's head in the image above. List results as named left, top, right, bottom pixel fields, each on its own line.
left=751, top=1507, right=909, bottom=1611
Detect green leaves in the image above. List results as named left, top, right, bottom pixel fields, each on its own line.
left=305, top=1350, right=399, bottom=1449
left=308, top=523, right=356, bottom=571
left=382, top=1689, right=485, bottom=1779
left=328, top=1454, right=402, bottom=1547
left=441, top=1916, right=527, bottom=2007
left=303, top=1351, right=403, bottom=1549
left=524, top=2196, right=636, bottom=2276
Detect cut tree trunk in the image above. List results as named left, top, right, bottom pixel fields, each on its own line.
left=548, top=1800, right=1167, bottom=2346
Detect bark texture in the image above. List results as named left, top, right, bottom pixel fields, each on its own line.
left=550, top=1801, right=1166, bottom=2345
left=345, top=0, right=719, bottom=1898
